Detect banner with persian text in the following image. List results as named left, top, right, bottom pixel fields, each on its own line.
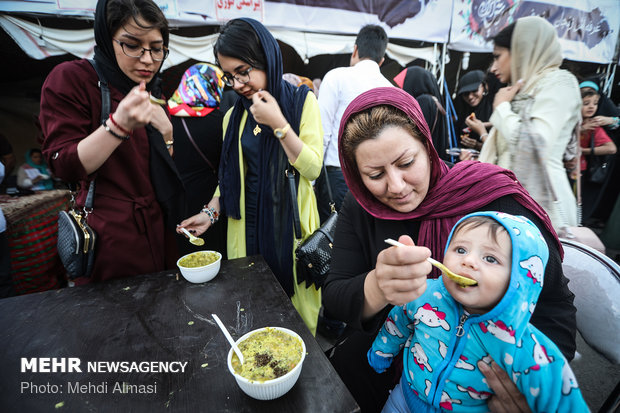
left=176, top=0, right=454, bottom=42
left=2, top=0, right=618, bottom=63
left=449, top=0, right=620, bottom=63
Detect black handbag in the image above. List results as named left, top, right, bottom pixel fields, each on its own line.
left=56, top=59, right=106, bottom=279
left=588, top=135, right=612, bottom=184
left=57, top=182, right=97, bottom=279
left=289, top=165, right=338, bottom=289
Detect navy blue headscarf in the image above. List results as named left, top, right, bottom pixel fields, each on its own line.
left=218, top=18, right=310, bottom=296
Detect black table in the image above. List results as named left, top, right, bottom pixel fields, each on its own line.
left=0, top=256, right=359, bottom=413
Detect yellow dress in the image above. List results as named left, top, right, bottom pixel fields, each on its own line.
left=219, top=92, right=323, bottom=335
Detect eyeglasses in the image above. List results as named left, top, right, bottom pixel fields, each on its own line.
left=113, top=39, right=169, bottom=62
left=221, top=67, right=253, bottom=87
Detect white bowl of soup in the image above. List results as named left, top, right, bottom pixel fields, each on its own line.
left=176, top=251, right=222, bottom=283
left=227, top=327, right=306, bottom=400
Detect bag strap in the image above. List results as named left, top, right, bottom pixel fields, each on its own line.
left=76, top=58, right=110, bottom=212
left=322, top=164, right=336, bottom=213
left=84, top=180, right=96, bottom=210
left=88, top=59, right=110, bottom=124
left=588, top=130, right=597, bottom=162
left=287, top=165, right=302, bottom=240
left=180, top=118, right=217, bottom=173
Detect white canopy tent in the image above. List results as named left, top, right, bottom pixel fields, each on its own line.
left=0, top=14, right=439, bottom=71
left=1, top=0, right=619, bottom=94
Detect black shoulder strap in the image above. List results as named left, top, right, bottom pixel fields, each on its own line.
left=79, top=58, right=110, bottom=209
left=87, top=58, right=111, bottom=123
left=287, top=165, right=302, bottom=240
left=181, top=117, right=217, bottom=173
left=322, top=164, right=335, bottom=213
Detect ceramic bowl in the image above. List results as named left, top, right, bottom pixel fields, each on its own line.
left=227, top=327, right=306, bottom=400
left=176, top=250, right=222, bottom=283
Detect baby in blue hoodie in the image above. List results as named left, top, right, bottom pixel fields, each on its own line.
left=368, top=211, right=588, bottom=412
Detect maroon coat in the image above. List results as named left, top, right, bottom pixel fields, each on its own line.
left=40, top=59, right=177, bottom=283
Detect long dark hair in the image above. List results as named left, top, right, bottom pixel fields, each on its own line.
left=106, top=0, right=169, bottom=46
left=492, top=22, right=515, bottom=49
left=213, top=19, right=266, bottom=71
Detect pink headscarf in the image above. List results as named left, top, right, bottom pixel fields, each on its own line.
left=338, top=87, right=561, bottom=267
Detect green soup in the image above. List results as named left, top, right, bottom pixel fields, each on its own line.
left=231, top=329, right=302, bottom=382
left=179, top=251, right=219, bottom=268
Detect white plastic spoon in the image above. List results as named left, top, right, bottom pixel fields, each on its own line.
left=384, top=238, right=477, bottom=287
left=149, top=94, right=166, bottom=106
left=212, top=314, right=244, bottom=364
left=179, top=227, right=205, bottom=246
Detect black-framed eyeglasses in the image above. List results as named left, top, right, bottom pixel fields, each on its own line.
left=221, top=67, right=253, bottom=87
left=113, top=39, right=169, bottom=62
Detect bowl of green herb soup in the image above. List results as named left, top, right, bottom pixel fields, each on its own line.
left=227, top=327, right=306, bottom=400
left=176, top=250, right=221, bottom=283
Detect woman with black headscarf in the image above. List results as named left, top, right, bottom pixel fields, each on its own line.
left=394, top=66, right=451, bottom=160
left=177, top=18, right=323, bottom=334
left=39, top=0, right=184, bottom=283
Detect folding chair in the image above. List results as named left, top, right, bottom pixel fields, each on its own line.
left=561, top=238, right=620, bottom=413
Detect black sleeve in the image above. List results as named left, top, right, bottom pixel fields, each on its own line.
left=323, top=192, right=423, bottom=334
left=322, top=192, right=375, bottom=330
left=0, top=134, right=12, bottom=156
left=481, top=196, right=577, bottom=360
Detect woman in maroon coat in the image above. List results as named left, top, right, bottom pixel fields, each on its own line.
left=39, top=0, right=184, bottom=283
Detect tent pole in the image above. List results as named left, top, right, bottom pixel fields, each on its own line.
left=438, top=43, right=446, bottom=97
left=603, top=31, right=620, bottom=97
left=432, top=43, right=438, bottom=77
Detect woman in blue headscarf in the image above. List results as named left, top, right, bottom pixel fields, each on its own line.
left=16, top=148, right=54, bottom=190
left=177, top=18, right=323, bottom=334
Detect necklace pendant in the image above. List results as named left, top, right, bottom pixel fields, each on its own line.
left=253, top=125, right=262, bottom=136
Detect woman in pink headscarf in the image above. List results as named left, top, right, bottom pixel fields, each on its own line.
left=322, top=87, right=577, bottom=412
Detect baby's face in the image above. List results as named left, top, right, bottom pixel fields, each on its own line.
left=443, top=225, right=511, bottom=314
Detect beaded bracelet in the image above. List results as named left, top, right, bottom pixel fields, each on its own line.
left=201, top=206, right=219, bottom=224
left=102, top=120, right=130, bottom=141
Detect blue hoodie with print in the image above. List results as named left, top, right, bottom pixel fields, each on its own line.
left=368, top=211, right=588, bottom=412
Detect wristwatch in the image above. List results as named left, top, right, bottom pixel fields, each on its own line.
left=273, top=123, right=290, bottom=140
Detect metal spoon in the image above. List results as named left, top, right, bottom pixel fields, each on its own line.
left=212, top=314, right=244, bottom=364
left=384, top=238, right=478, bottom=287
left=180, top=227, right=205, bottom=246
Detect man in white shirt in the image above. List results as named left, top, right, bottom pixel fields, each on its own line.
left=317, top=25, right=393, bottom=223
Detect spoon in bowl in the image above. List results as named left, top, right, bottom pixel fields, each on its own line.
left=179, top=227, right=205, bottom=246
left=212, top=314, right=244, bottom=364
left=384, top=238, right=477, bottom=287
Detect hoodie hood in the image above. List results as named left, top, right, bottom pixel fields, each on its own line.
left=443, top=211, right=549, bottom=341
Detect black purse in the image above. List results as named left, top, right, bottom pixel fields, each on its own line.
left=289, top=165, right=338, bottom=289
left=57, top=182, right=97, bottom=279
left=588, top=135, right=612, bottom=184
left=56, top=59, right=106, bottom=279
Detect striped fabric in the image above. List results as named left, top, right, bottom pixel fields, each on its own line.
left=1, top=190, right=69, bottom=295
